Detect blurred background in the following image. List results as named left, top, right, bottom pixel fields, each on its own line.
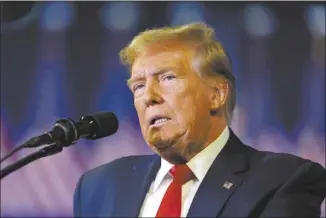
left=0, top=1, right=325, bottom=217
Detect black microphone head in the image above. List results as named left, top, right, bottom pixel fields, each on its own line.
left=1, top=2, right=35, bottom=22
left=80, top=112, right=119, bottom=140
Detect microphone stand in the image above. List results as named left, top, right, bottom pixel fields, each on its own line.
left=0, top=143, right=63, bottom=180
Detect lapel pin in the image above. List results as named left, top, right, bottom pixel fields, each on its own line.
left=223, top=181, right=233, bottom=190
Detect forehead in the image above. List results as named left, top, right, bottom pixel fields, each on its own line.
left=131, top=50, right=186, bottom=76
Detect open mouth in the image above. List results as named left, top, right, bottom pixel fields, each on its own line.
left=150, top=117, right=171, bottom=126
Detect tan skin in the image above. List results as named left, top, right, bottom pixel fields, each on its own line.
left=127, top=44, right=229, bottom=165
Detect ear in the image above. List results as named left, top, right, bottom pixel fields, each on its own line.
left=209, top=78, right=229, bottom=114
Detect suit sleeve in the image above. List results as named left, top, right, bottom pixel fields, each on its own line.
left=73, top=173, right=85, bottom=218
left=260, top=161, right=326, bottom=217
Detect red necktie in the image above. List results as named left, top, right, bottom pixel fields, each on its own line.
left=156, top=164, right=193, bottom=218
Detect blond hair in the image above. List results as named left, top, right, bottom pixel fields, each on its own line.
left=119, top=23, right=236, bottom=124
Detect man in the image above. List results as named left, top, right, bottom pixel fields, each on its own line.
left=73, top=23, right=326, bottom=217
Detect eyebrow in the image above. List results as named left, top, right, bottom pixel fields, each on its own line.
left=127, top=76, right=143, bottom=88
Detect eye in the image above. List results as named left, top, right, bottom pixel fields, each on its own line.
left=133, top=84, right=145, bottom=92
left=162, top=75, right=176, bottom=81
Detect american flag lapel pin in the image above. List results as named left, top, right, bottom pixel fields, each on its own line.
left=223, top=181, right=233, bottom=190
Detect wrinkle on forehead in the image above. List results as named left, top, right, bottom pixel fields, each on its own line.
left=132, top=52, right=181, bottom=74
left=130, top=45, right=197, bottom=79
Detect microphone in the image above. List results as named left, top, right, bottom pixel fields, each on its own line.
left=1, top=2, right=35, bottom=22
left=24, top=112, right=119, bottom=148
left=0, top=112, right=118, bottom=179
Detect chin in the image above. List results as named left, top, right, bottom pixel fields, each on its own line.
left=148, top=137, right=173, bottom=150
left=147, top=138, right=186, bottom=162
left=159, top=151, right=187, bottom=164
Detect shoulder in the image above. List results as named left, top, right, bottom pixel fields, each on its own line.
left=246, top=146, right=325, bottom=182
left=229, top=130, right=324, bottom=175
left=80, top=154, right=157, bottom=183
left=255, top=148, right=324, bottom=170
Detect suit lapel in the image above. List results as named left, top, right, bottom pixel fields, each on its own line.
left=111, top=154, right=161, bottom=217
left=111, top=130, right=250, bottom=217
left=187, top=130, right=250, bottom=217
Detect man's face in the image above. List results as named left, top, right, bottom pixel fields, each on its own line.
left=128, top=47, right=214, bottom=163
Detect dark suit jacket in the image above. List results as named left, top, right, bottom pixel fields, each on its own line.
left=73, top=130, right=326, bottom=217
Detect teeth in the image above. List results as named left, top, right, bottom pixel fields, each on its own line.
left=154, top=118, right=169, bottom=125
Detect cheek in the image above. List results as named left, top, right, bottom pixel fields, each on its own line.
left=171, top=94, right=198, bottom=125
left=174, top=91, right=209, bottom=125
left=134, top=100, right=145, bottom=122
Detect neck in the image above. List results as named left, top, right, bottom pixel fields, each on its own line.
left=179, top=117, right=228, bottom=164
left=205, top=117, right=228, bottom=150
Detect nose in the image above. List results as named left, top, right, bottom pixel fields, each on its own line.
left=143, top=80, right=164, bottom=107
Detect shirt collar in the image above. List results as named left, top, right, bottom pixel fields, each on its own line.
left=152, top=126, right=230, bottom=192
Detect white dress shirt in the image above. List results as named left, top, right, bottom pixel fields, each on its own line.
left=139, top=126, right=230, bottom=217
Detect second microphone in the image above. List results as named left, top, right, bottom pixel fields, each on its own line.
left=24, top=112, right=119, bottom=148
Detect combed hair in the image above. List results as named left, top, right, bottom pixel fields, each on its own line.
left=119, top=23, right=236, bottom=124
